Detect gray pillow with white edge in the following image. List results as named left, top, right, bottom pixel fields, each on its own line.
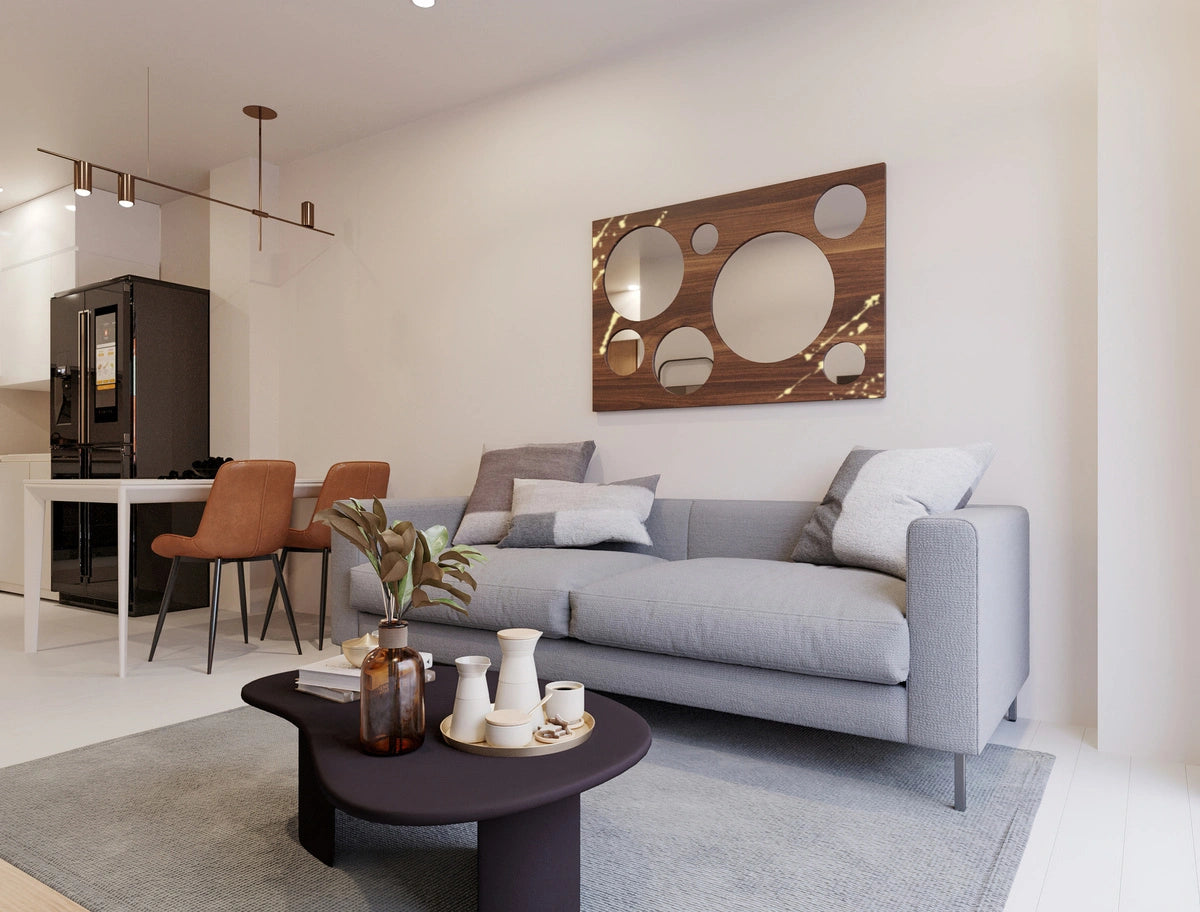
left=792, top=444, right=994, bottom=579
left=498, top=475, right=659, bottom=548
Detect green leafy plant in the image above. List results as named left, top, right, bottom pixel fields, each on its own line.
left=317, top=498, right=485, bottom=625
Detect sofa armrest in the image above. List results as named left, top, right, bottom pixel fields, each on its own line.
left=328, top=496, right=469, bottom=645
left=905, top=505, right=1030, bottom=755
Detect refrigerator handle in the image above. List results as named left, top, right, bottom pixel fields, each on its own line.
left=77, top=310, right=89, bottom=445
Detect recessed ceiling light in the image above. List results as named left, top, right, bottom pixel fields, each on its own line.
left=413, top=0, right=434, bottom=7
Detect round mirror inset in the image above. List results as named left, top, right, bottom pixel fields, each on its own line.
left=691, top=222, right=719, bottom=255
left=654, top=327, right=714, bottom=396
left=814, top=184, right=867, bottom=239
left=822, top=341, right=866, bottom=384
left=712, top=231, right=835, bottom=363
left=604, top=226, right=684, bottom=321
left=606, top=329, right=645, bottom=377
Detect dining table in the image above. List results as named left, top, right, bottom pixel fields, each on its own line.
left=22, top=476, right=322, bottom=677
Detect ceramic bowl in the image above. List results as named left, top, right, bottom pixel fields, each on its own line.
left=341, top=632, right=378, bottom=668
left=484, top=708, right=535, bottom=748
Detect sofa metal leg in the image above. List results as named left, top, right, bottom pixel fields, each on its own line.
left=1007, top=697, right=1018, bottom=722
left=954, top=753, right=966, bottom=812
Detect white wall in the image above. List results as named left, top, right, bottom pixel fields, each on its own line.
left=212, top=0, right=1100, bottom=726
left=1096, top=0, right=1200, bottom=761
left=208, top=157, right=286, bottom=461
left=73, top=188, right=160, bottom=286
left=160, top=193, right=210, bottom=289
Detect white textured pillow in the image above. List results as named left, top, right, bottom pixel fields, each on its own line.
left=497, top=476, right=659, bottom=548
left=792, top=444, right=994, bottom=579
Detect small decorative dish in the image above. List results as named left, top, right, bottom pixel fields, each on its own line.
left=439, top=712, right=595, bottom=757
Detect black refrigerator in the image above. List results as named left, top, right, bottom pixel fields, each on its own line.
left=50, top=276, right=211, bottom=615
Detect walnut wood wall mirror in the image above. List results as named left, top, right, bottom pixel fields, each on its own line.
left=592, top=163, right=885, bottom=411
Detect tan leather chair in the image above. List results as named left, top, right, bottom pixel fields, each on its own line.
left=259, top=460, right=390, bottom=649
left=148, top=459, right=302, bottom=674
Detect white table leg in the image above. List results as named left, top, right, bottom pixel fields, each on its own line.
left=23, top=486, right=45, bottom=654
left=116, top=489, right=131, bottom=678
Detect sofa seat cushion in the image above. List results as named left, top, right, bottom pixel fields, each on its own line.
left=349, top=545, right=665, bottom=638
left=569, top=558, right=909, bottom=685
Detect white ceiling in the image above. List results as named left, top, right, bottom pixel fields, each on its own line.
left=0, top=0, right=791, bottom=213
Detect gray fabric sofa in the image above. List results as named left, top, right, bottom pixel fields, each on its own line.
left=328, top=496, right=1030, bottom=810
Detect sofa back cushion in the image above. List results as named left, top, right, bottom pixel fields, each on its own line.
left=686, top=500, right=817, bottom=561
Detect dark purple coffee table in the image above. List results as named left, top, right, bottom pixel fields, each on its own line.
left=242, top=667, right=651, bottom=912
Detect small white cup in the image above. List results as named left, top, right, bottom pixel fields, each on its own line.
left=484, top=709, right=535, bottom=748
left=544, top=681, right=585, bottom=724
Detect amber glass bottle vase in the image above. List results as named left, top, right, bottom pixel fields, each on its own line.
left=359, top=621, right=425, bottom=756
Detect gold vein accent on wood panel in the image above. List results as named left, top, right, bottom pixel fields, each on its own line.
left=0, top=859, right=91, bottom=912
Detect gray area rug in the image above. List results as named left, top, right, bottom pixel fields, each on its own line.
left=0, top=696, right=1051, bottom=911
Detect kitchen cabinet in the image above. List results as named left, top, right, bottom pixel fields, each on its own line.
left=0, top=187, right=160, bottom=389
left=0, top=454, right=54, bottom=596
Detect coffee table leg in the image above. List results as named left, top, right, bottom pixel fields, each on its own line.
left=477, top=793, right=580, bottom=912
left=297, top=735, right=335, bottom=865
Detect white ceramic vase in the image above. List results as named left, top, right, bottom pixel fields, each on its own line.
left=493, top=628, right=545, bottom=724
left=449, top=655, right=493, bottom=743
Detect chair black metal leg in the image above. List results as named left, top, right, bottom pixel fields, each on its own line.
left=1007, top=697, right=1018, bottom=722
left=148, top=557, right=182, bottom=661
left=318, top=549, right=329, bottom=650
left=954, top=753, right=967, bottom=812
left=260, top=549, right=289, bottom=640
left=237, top=561, right=249, bottom=644
left=272, top=554, right=303, bottom=656
left=207, top=559, right=224, bottom=675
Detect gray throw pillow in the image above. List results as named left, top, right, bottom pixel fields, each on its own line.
left=452, top=441, right=597, bottom=545
left=792, top=443, right=994, bottom=579
left=498, top=476, right=659, bottom=548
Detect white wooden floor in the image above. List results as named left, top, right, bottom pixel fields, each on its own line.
left=1, top=592, right=1198, bottom=911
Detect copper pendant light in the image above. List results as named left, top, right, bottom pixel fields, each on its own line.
left=73, top=161, right=92, bottom=197
left=39, top=104, right=333, bottom=244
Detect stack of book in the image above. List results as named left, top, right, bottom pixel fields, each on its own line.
left=296, top=651, right=435, bottom=702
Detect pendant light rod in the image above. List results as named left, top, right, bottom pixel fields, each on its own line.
left=36, top=146, right=334, bottom=237
left=246, top=105, right=273, bottom=250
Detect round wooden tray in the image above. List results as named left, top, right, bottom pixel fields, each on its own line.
left=439, top=712, right=595, bottom=757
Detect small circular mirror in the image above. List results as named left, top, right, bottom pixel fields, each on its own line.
left=822, top=341, right=866, bottom=384
left=691, top=223, right=719, bottom=255
left=606, top=329, right=645, bottom=376
left=814, top=184, right=867, bottom=239
left=654, top=327, right=714, bottom=395
left=712, top=232, right=834, bottom=363
left=604, top=226, right=684, bottom=321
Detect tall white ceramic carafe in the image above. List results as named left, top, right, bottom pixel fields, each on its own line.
left=449, top=655, right=493, bottom=743
left=493, top=628, right=545, bottom=725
